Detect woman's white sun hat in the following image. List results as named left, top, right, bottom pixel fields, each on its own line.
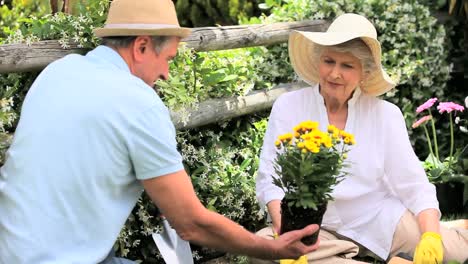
left=288, top=13, right=396, bottom=96
left=93, top=0, right=191, bottom=38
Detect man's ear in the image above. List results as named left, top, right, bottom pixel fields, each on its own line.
left=132, top=36, right=151, bottom=63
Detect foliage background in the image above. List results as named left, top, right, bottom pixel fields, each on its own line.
left=0, top=0, right=466, bottom=262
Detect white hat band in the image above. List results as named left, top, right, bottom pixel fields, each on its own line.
left=104, top=23, right=179, bottom=29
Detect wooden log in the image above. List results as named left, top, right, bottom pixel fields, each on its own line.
left=171, top=82, right=309, bottom=130
left=0, top=41, right=86, bottom=73
left=183, top=20, right=328, bottom=52
left=0, top=20, right=328, bottom=74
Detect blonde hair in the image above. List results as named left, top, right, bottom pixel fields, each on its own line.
left=313, top=38, right=376, bottom=76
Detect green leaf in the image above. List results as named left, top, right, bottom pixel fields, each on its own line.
left=425, top=153, right=443, bottom=167
left=221, top=74, right=238, bottom=82
left=239, top=158, right=251, bottom=171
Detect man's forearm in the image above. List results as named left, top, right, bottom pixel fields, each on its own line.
left=181, top=208, right=279, bottom=260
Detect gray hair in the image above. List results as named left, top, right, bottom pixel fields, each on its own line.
left=101, top=36, right=178, bottom=54
left=313, top=38, right=376, bottom=76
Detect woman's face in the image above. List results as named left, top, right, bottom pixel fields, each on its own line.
left=318, top=49, right=363, bottom=102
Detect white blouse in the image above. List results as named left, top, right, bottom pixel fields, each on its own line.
left=256, top=84, right=439, bottom=259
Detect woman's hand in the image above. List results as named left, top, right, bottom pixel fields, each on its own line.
left=413, top=232, right=443, bottom=264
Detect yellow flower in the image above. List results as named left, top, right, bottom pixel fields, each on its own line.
left=339, top=130, right=348, bottom=138
left=332, top=131, right=340, bottom=140
left=283, top=133, right=293, bottom=141
left=301, top=133, right=312, bottom=141
left=305, top=141, right=318, bottom=152
left=297, top=142, right=305, bottom=149
left=311, top=146, right=320, bottom=153
left=343, top=135, right=356, bottom=145
left=327, top=125, right=337, bottom=133
left=293, top=125, right=301, bottom=133
left=344, top=137, right=351, bottom=144
left=275, top=140, right=281, bottom=146
left=323, top=137, right=333, bottom=148
left=309, top=130, right=323, bottom=140
left=278, top=133, right=293, bottom=142
left=301, top=120, right=319, bottom=131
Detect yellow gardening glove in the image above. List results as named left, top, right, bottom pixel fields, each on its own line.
left=413, top=232, right=444, bottom=264
left=279, top=255, right=307, bottom=264
left=273, top=232, right=308, bottom=264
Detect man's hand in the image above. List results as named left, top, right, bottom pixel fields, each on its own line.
left=413, top=232, right=444, bottom=264
left=271, top=224, right=320, bottom=260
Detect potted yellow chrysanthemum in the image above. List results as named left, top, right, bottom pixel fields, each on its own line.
left=273, top=120, right=355, bottom=245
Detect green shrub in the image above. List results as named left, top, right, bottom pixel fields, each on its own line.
left=0, top=0, right=49, bottom=42
left=174, top=0, right=263, bottom=27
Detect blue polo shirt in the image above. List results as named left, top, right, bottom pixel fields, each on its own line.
left=0, top=46, right=184, bottom=263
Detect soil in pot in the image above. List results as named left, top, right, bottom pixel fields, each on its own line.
left=280, top=200, right=327, bottom=245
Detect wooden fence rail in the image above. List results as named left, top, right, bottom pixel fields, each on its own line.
left=0, top=20, right=328, bottom=74
left=171, top=82, right=308, bottom=129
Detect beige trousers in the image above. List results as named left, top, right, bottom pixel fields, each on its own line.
left=389, top=210, right=468, bottom=263
left=250, top=210, right=468, bottom=264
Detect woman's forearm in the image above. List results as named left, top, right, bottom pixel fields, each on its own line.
left=267, top=199, right=282, bottom=233
left=417, top=208, right=440, bottom=234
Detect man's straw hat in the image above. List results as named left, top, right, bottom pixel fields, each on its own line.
left=93, top=0, right=191, bottom=38
left=288, top=13, right=396, bottom=96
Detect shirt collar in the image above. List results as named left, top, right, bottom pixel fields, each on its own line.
left=314, top=84, right=362, bottom=107
left=348, top=87, right=362, bottom=106
left=85, top=45, right=131, bottom=73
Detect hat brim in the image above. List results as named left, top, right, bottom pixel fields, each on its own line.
left=93, top=27, right=192, bottom=38
left=289, top=30, right=396, bottom=96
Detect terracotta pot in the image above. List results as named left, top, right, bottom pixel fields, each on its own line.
left=280, top=199, right=327, bottom=245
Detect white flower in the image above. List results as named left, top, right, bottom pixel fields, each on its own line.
left=58, top=39, right=70, bottom=49
left=78, top=14, right=86, bottom=23
left=72, top=35, right=80, bottom=43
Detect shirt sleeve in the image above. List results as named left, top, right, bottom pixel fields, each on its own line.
left=127, top=104, right=184, bottom=180
left=256, top=98, right=288, bottom=209
left=382, top=102, right=440, bottom=217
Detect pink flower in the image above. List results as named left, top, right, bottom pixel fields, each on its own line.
left=416, top=98, right=438, bottom=113
left=437, top=102, right=465, bottom=114
left=412, top=115, right=432, bottom=128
